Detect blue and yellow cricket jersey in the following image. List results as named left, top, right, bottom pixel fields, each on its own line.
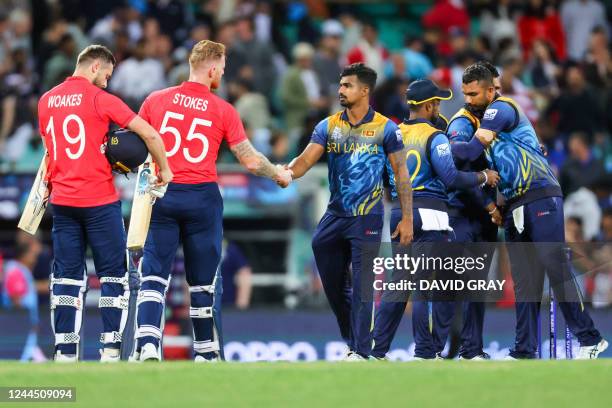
left=311, top=108, right=403, bottom=216
left=387, top=118, right=463, bottom=208
left=480, top=96, right=561, bottom=209
left=446, top=107, right=494, bottom=210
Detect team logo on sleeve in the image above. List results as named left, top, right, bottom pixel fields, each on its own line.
left=436, top=143, right=451, bottom=157
left=395, top=129, right=402, bottom=142
left=484, top=109, right=498, bottom=120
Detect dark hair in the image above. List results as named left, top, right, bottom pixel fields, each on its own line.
left=476, top=60, right=499, bottom=78
left=58, top=33, right=74, bottom=48
left=77, top=44, right=116, bottom=66
left=569, top=131, right=590, bottom=146
left=237, top=78, right=254, bottom=92
left=362, top=21, right=378, bottom=32
left=270, top=130, right=287, bottom=146
left=340, top=63, right=377, bottom=91
left=567, top=216, right=583, bottom=228
left=462, top=63, right=493, bottom=85
left=408, top=103, right=422, bottom=114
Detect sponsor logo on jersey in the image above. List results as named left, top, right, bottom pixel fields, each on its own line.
left=484, top=109, right=498, bottom=120
left=436, top=143, right=451, bottom=157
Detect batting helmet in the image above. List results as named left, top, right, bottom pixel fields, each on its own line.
left=105, top=129, right=149, bottom=174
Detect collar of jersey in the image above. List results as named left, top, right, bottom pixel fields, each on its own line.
left=181, top=81, right=210, bottom=93
left=65, top=76, right=88, bottom=82
left=341, top=106, right=375, bottom=127
left=403, top=118, right=432, bottom=126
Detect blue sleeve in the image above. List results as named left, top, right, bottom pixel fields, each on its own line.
left=447, top=117, right=483, bottom=163
left=382, top=120, right=404, bottom=155
left=450, top=137, right=485, bottom=163
left=447, top=117, right=474, bottom=143
left=480, top=101, right=517, bottom=134
left=310, top=119, right=328, bottom=146
left=465, top=185, right=494, bottom=209
left=430, top=133, right=479, bottom=189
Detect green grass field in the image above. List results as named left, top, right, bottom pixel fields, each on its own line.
left=1, top=360, right=611, bottom=407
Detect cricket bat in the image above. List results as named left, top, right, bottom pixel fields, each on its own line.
left=18, top=151, right=49, bottom=235
left=122, top=156, right=157, bottom=360
left=126, top=156, right=157, bottom=250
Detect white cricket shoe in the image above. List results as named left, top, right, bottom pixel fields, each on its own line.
left=139, top=343, right=160, bottom=362
left=129, top=350, right=140, bottom=362
left=459, top=352, right=491, bottom=361
left=344, top=351, right=367, bottom=361
left=577, top=339, right=608, bottom=359
left=100, top=348, right=120, bottom=363
left=54, top=351, right=77, bottom=363
left=194, top=355, right=220, bottom=363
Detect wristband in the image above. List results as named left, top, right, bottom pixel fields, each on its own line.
left=480, top=171, right=487, bottom=188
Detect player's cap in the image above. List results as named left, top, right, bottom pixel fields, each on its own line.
left=406, top=78, right=453, bottom=105
left=105, top=129, right=148, bottom=174
left=322, top=19, right=344, bottom=37
left=292, top=42, right=315, bottom=60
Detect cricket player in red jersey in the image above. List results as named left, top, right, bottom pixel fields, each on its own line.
left=37, top=45, right=172, bottom=362
left=134, top=40, right=292, bottom=362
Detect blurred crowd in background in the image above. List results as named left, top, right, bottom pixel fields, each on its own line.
left=0, top=0, right=612, bottom=313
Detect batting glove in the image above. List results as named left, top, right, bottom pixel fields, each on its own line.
left=146, top=174, right=168, bottom=199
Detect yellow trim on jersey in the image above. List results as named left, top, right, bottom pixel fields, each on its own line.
left=327, top=110, right=390, bottom=131
left=450, top=108, right=480, bottom=129
left=495, top=96, right=520, bottom=111
left=438, top=114, right=449, bottom=128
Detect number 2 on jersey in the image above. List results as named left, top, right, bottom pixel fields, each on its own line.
left=159, top=111, right=210, bottom=163
left=45, top=115, right=86, bottom=160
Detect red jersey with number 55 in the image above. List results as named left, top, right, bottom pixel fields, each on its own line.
left=38, top=76, right=136, bottom=207
left=139, top=81, right=247, bottom=184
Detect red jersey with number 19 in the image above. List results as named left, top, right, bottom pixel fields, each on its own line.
left=138, top=81, right=247, bottom=184
left=38, top=76, right=137, bottom=207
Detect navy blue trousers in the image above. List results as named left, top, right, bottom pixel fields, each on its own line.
left=51, top=201, right=126, bottom=354
left=137, top=183, right=223, bottom=358
left=372, top=207, right=452, bottom=359
left=432, top=212, right=497, bottom=358
left=312, top=211, right=383, bottom=357
left=504, top=196, right=601, bottom=358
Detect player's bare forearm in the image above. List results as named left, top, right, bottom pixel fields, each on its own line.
left=388, top=149, right=413, bottom=221
left=288, top=143, right=325, bottom=179
left=230, top=140, right=278, bottom=178
left=0, top=95, right=16, bottom=142
left=235, top=267, right=252, bottom=310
